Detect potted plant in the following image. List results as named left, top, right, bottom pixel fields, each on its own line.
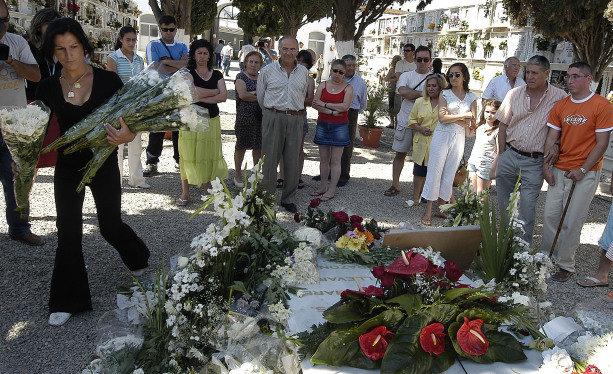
left=469, top=39, right=478, bottom=57
left=358, top=86, right=387, bottom=148
left=483, top=41, right=494, bottom=58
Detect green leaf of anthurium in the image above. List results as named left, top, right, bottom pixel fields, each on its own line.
left=323, top=298, right=387, bottom=324
left=385, top=294, right=422, bottom=314
left=311, top=309, right=405, bottom=368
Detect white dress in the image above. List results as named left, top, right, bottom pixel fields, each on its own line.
left=467, top=125, right=499, bottom=180
left=422, top=89, right=477, bottom=202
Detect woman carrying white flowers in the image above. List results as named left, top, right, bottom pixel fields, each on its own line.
left=35, top=18, right=149, bottom=326
left=106, top=25, right=149, bottom=188
left=176, top=39, right=228, bottom=205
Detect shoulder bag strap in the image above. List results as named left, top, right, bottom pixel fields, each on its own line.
left=159, top=39, right=176, bottom=60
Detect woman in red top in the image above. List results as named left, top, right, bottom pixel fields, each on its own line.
left=311, top=59, right=354, bottom=201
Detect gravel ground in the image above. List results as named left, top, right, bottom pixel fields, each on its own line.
left=1, top=63, right=612, bottom=373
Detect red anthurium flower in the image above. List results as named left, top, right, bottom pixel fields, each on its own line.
left=359, top=326, right=395, bottom=361
left=332, top=211, right=349, bottom=224
left=309, top=198, right=321, bottom=208
left=444, top=260, right=463, bottom=282
left=371, top=266, right=396, bottom=288
left=457, top=317, right=489, bottom=356
left=583, top=365, right=602, bottom=374
left=385, top=250, right=429, bottom=277
left=425, top=262, right=444, bottom=277
left=341, top=285, right=385, bottom=299
left=419, top=323, right=446, bottom=356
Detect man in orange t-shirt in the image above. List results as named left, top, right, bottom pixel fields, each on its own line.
left=542, top=62, right=613, bottom=282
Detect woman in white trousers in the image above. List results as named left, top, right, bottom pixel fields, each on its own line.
left=421, top=63, right=477, bottom=225
left=107, top=26, right=149, bottom=188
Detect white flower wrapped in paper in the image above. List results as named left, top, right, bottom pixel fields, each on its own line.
left=0, top=101, right=51, bottom=218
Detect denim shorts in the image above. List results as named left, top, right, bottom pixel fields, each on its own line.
left=314, top=121, right=350, bottom=147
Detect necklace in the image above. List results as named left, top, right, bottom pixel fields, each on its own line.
left=61, top=69, right=89, bottom=98
left=195, top=68, right=212, bottom=81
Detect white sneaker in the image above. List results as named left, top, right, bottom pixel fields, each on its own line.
left=233, top=177, right=244, bottom=188
left=132, top=268, right=147, bottom=277
left=48, top=312, right=71, bottom=326
left=128, top=180, right=150, bottom=189
left=405, top=199, right=415, bottom=207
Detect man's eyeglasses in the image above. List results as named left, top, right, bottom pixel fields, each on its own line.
left=564, top=74, right=589, bottom=81
left=160, top=27, right=176, bottom=32
left=447, top=72, right=462, bottom=78
left=416, top=57, right=430, bottom=63
left=331, top=68, right=345, bottom=75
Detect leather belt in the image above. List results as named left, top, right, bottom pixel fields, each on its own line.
left=267, top=107, right=306, bottom=116
left=507, top=143, right=543, bottom=158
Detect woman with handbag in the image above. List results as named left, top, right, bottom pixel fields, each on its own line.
left=421, top=63, right=477, bottom=226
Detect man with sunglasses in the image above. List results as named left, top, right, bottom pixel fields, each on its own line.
left=144, top=15, right=188, bottom=177
left=384, top=45, right=431, bottom=197
left=394, top=43, right=416, bottom=80
left=0, top=0, right=44, bottom=245
left=541, top=62, right=613, bottom=283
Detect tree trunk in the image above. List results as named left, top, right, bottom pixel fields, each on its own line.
left=332, top=0, right=357, bottom=55
left=149, top=0, right=163, bottom=22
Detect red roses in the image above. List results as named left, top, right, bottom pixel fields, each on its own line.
left=457, top=317, right=489, bottom=356
left=358, top=326, right=395, bottom=361
left=419, top=323, right=446, bottom=356
left=341, top=285, right=385, bottom=299
left=332, top=211, right=349, bottom=224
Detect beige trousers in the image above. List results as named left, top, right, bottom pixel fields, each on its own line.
left=261, top=109, right=304, bottom=205
left=542, top=167, right=600, bottom=272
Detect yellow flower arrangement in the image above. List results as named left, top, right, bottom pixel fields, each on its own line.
left=335, top=229, right=374, bottom=252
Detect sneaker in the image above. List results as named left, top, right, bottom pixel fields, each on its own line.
left=128, top=180, right=150, bottom=189
left=233, top=177, right=244, bottom=188
left=10, top=232, right=45, bottom=246
left=143, top=164, right=158, bottom=177
left=312, top=175, right=321, bottom=181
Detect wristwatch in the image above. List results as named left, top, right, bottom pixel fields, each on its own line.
left=579, top=167, right=587, bottom=174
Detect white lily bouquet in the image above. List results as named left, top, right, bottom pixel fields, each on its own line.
left=43, top=64, right=209, bottom=192
left=0, top=101, right=51, bottom=218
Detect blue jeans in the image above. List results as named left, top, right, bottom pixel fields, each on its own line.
left=0, top=133, right=31, bottom=236
left=222, top=57, right=231, bottom=75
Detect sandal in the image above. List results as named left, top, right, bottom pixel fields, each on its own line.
left=383, top=186, right=400, bottom=196
left=420, top=218, right=432, bottom=226
left=434, top=211, right=448, bottom=219
left=311, top=189, right=326, bottom=197
left=551, top=268, right=573, bottom=283
left=175, top=197, right=190, bottom=207
left=320, top=194, right=335, bottom=202
left=276, top=178, right=284, bottom=188
left=577, top=276, right=609, bottom=288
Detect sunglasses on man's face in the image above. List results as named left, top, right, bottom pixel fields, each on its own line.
left=416, top=57, right=430, bottom=63
left=403, top=49, right=413, bottom=53
left=447, top=72, right=462, bottom=78
left=331, top=68, right=345, bottom=75
left=161, top=27, right=176, bottom=32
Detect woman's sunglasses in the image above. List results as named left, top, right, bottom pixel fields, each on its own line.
left=447, top=72, right=462, bottom=78
left=331, top=68, right=345, bottom=75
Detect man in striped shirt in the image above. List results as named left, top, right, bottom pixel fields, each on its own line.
left=495, top=55, right=567, bottom=244
left=257, top=36, right=308, bottom=213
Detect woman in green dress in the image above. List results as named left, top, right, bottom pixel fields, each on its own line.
left=177, top=39, right=228, bottom=205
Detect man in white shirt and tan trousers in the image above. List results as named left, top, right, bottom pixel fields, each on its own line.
left=257, top=36, right=308, bottom=214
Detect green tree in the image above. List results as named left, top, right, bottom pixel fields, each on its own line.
left=330, top=0, right=408, bottom=56
left=191, top=0, right=217, bottom=36
left=233, top=0, right=330, bottom=37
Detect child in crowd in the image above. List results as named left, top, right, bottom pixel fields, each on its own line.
left=467, top=100, right=501, bottom=193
